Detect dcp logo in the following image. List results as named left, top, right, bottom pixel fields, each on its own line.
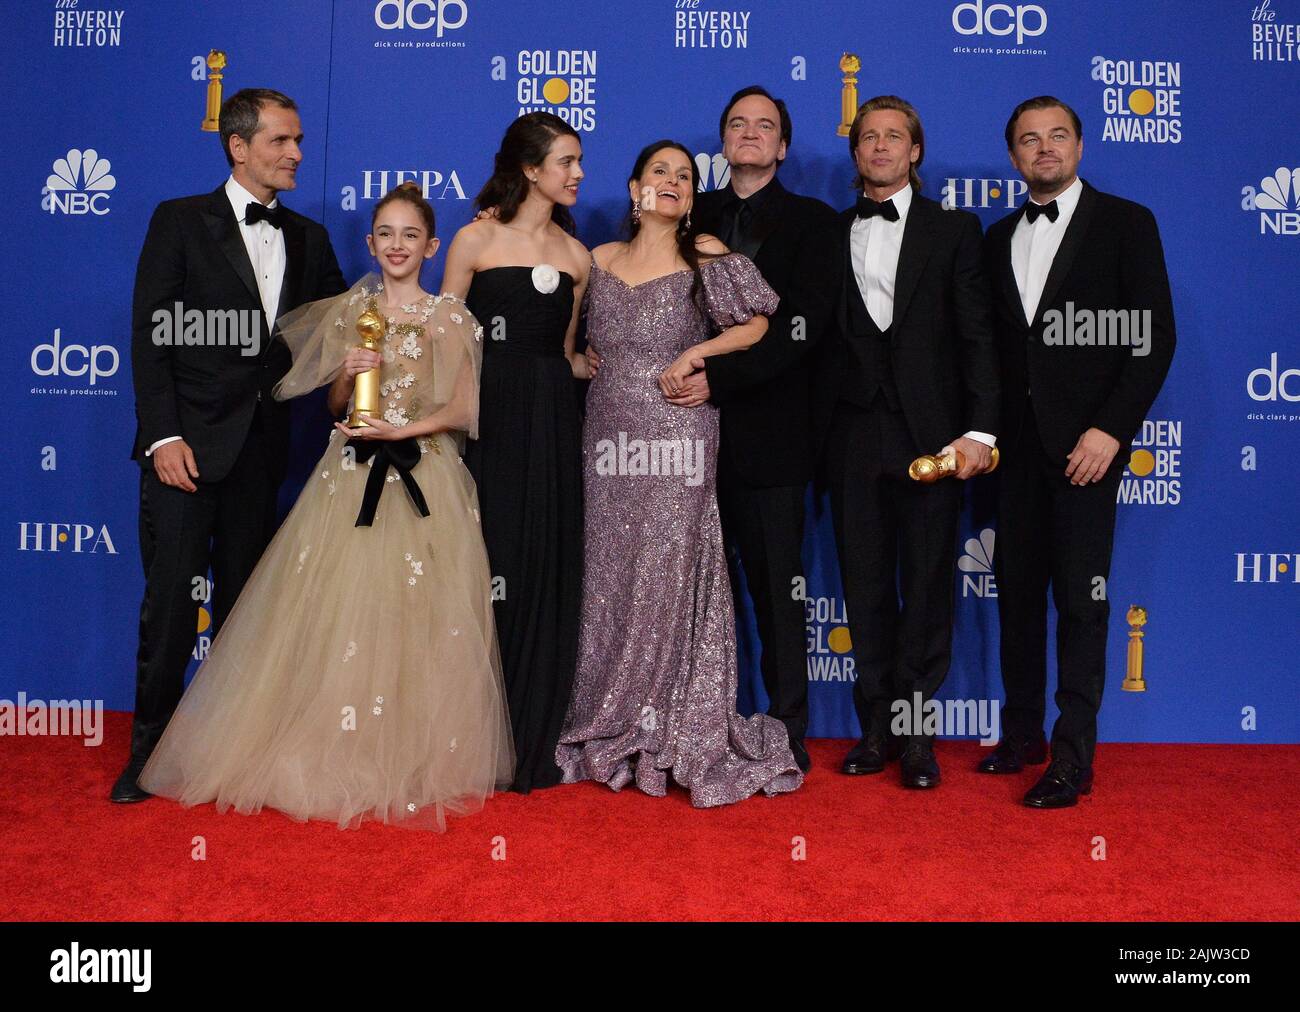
left=952, top=1, right=1047, bottom=46
left=31, top=329, right=119, bottom=386
left=1247, top=353, right=1300, bottom=401
left=374, top=0, right=467, bottom=35
left=43, top=149, right=115, bottom=216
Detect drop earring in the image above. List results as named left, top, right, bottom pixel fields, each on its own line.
left=632, top=199, right=641, bottom=224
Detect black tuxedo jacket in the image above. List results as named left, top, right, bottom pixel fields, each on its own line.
left=130, top=185, right=346, bottom=483
left=697, top=178, right=838, bottom=487
left=815, top=192, right=1000, bottom=458
left=984, top=180, right=1175, bottom=462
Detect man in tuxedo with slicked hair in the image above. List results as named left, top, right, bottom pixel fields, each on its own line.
left=817, top=95, right=1000, bottom=790
left=112, top=88, right=345, bottom=802
left=981, top=96, right=1174, bottom=807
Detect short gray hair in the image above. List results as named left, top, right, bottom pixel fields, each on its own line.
left=219, top=88, right=298, bottom=167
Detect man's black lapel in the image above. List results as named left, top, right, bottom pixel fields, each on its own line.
left=891, top=193, right=936, bottom=336
left=201, top=186, right=260, bottom=306
left=1033, top=180, right=1098, bottom=327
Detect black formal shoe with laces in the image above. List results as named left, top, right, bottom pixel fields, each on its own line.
left=976, top=734, right=1049, bottom=774
left=841, top=734, right=888, bottom=775
left=110, top=756, right=153, bottom=804
left=790, top=738, right=812, bottom=773
left=1023, top=760, right=1093, bottom=808
left=900, top=740, right=940, bottom=789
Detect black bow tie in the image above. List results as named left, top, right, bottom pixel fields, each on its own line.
left=855, top=195, right=899, bottom=222
left=1025, top=199, right=1059, bottom=224
left=244, top=201, right=284, bottom=229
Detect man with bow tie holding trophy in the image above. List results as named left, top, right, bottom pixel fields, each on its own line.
left=814, top=95, right=1000, bottom=790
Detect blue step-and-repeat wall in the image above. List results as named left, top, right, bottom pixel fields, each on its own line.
left=2, top=0, right=1297, bottom=742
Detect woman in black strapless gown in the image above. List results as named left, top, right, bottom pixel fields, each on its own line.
left=443, top=113, right=592, bottom=792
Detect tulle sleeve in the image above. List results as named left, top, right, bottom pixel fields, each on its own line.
left=272, top=274, right=378, bottom=401
left=428, top=295, right=485, bottom=451
left=699, top=252, right=780, bottom=330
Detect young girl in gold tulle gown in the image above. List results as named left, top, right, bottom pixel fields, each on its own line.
left=139, top=183, right=514, bottom=830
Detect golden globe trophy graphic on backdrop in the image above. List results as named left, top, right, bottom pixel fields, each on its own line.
left=349, top=299, right=386, bottom=428
left=837, top=53, right=861, bottom=137
left=909, top=447, right=1000, bottom=482
left=1122, top=606, right=1148, bottom=692
left=200, top=50, right=227, bottom=132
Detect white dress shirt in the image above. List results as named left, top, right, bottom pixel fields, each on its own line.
left=850, top=182, right=995, bottom=450
left=147, top=176, right=287, bottom=457
left=1011, top=175, right=1083, bottom=324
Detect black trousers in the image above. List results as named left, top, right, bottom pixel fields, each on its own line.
left=995, top=403, right=1121, bottom=770
left=826, top=399, right=961, bottom=738
left=718, top=462, right=809, bottom=743
left=130, top=422, right=279, bottom=759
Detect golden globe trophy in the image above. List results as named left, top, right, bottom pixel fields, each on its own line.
left=908, top=447, right=1000, bottom=483
left=200, top=50, right=227, bottom=132
left=348, top=300, right=386, bottom=428
left=837, top=53, right=861, bottom=137
left=1122, top=606, right=1148, bottom=692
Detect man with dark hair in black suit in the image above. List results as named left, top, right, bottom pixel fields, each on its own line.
left=112, top=88, right=345, bottom=802
left=816, top=95, right=1000, bottom=789
left=981, top=96, right=1174, bottom=807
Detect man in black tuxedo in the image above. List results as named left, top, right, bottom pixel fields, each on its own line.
left=587, top=86, right=837, bottom=772
left=980, top=96, right=1174, bottom=807
left=112, top=88, right=345, bottom=802
left=816, top=96, right=999, bottom=789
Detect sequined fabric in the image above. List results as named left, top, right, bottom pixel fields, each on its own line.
left=556, top=254, right=804, bottom=807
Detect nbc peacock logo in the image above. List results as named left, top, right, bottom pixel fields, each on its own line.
left=958, top=528, right=997, bottom=597
left=695, top=152, right=730, bottom=192
left=1242, top=166, right=1300, bottom=235
left=43, top=149, right=115, bottom=216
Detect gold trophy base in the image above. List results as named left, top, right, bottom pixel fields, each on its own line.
left=346, top=410, right=373, bottom=429
left=1121, top=676, right=1147, bottom=692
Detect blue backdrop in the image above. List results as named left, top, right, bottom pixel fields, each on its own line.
left=4, top=0, right=1297, bottom=743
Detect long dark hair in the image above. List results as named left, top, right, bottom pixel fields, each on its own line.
left=475, top=112, right=579, bottom=234
left=625, top=139, right=716, bottom=309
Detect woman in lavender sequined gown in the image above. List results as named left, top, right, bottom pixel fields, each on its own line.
left=556, top=142, right=803, bottom=807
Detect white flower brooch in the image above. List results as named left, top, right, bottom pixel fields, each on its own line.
left=531, top=263, right=560, bottom=295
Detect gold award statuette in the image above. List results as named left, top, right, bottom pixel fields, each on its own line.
left=348, top=300, right=386, bottom=428
left=837, top=53, right=861, bottom=137
left=201, top=50, right=227, bottom=132
left=1122, top=605, right=1147, bottom=692
left=908, top=447, right=1001, bottom=482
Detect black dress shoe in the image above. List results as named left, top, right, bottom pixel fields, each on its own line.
left=900, top=740, right=940, bottom=789
left=110, top=757, right=153, bottom=804
left=976, top=735, right=1048, bottom=774
left=841, top=735, right=888, bottom=775
left=1023, top=760, right=1093, bottom=808
left=790, top=738, right=812, bottom=773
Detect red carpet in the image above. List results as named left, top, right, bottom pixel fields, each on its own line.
left=2, top=712, right=1296, bottom=921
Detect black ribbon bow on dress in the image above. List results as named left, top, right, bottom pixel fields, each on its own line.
left=346, top=436, right=430, bottom=528
left=855, top=195, right=899, bottom=221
